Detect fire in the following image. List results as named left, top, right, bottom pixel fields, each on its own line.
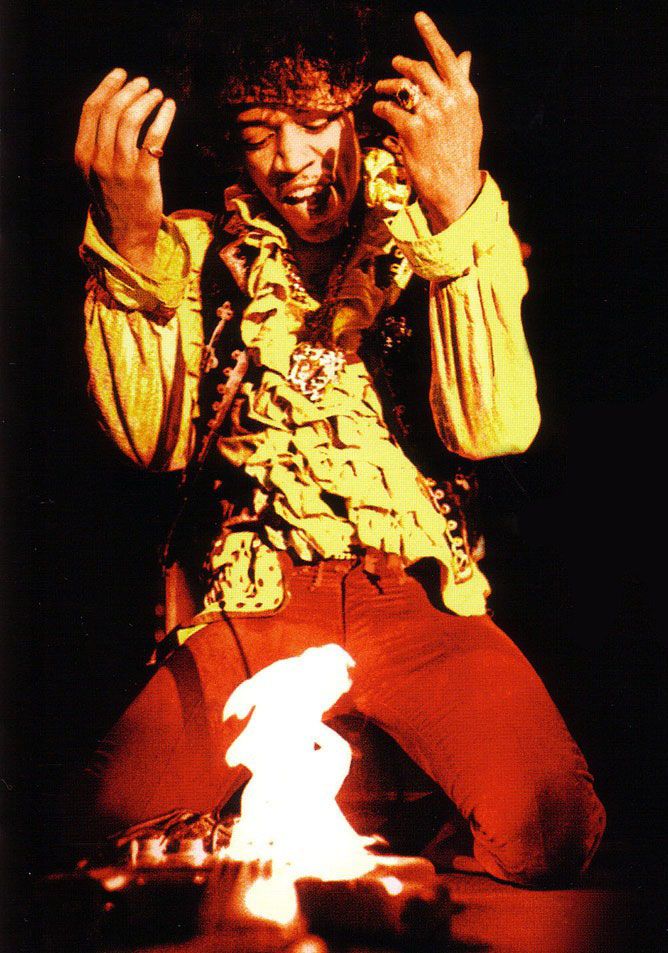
left=379, top=875, right=404, bottom=896
left=243, top=870, right=299, bottom=924
left=222, top=645, right=379, bottom=921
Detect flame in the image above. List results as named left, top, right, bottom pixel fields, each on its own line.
left=130, top=836, right=166, bottom=866
left=222, top=645, right=378, bottom=921
left=379, top=875, right=404, bottom=896
left=144, top=838, right=166, bottom=864
left=243, top=871, right=299, bottom=924
left=180, top=838, right=208, bottom=867
left=101, top=873, right=131, bottom=892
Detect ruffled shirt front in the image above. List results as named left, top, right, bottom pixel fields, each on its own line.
left=80, top=149, right=540, bottom=629
left=197, top=150, right=490, bottom=619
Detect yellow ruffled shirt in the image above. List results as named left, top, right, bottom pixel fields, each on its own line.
left=81, top=151, right=540, bottom=619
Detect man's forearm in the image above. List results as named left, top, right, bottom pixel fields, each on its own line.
left=81, top=211, right=206, bottom=470
left=388, top=173, right=539, bottom=459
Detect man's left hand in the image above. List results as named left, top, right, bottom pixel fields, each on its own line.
left=373, top=11, right=483, bottom=232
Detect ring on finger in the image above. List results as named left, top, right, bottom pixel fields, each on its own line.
left=395, top=80, right=421, bottom=112
left=142, top=145, right=164, bottom=158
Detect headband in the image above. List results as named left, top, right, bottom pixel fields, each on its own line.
left=219, top=56, right=368, bottom=111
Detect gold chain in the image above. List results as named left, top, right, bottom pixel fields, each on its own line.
left=281, top=226, right=361, bottom=346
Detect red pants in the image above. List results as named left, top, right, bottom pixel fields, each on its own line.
left=84, top=556, right=605, bottom=885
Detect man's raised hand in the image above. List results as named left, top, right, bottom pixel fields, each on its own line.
left=74, top=68, right=176, bottom=274
left=373, top=11, right=483, bottom=232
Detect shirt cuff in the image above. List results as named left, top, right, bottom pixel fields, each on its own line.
left=387, top=172, right=510, bottom=280
left=80, top=211, right=191, bottom=314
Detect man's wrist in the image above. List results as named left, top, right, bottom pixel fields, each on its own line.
left=386, top=172, right=510, bottom=282
left=91, top=201, right=161, bottom=276
left=112, top=230, right=160, bottom=276
left=419, top=170, right=484, bottom=233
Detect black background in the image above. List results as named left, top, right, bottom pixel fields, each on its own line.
left=1, top=0, right=664, bottom=930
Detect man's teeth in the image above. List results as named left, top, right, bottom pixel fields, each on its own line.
left=284, top=186, right=326, bottom=204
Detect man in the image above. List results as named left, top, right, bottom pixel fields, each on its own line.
left=75, top=3, right=605, bottom=885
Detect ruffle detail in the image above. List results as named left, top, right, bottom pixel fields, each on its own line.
left=225, top=150, right=413, bottom=374
left=207, top=150, right=490, bottom=616
left=217, top=360, right=489, bottom=615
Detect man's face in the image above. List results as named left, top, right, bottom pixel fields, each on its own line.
left=236, top=106, right=361, bottom=243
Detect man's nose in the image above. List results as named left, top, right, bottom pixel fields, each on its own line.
left=273, top=123, right=313, bottom=175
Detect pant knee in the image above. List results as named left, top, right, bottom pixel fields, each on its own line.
left=472, top=772, right=607, bottom=886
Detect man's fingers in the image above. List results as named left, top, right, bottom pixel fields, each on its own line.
left=376, top=77, right=415, bottom=97
left=381, top=135, right=403, bottom=159
left=457, top=50, right=472, bottom=80
left=138, top=98, right=177, bottom=164
left=82, top=67, right=129, bottom=111
left=372, top=99, right=411, bottom=135
left=75, top=68, right=127, bottom=174
left=115, top=88, right=165, bottom=164
left=95, top=76, right=151, bottom=170
left=390, top=55, right=439, bottom=94
left=414, top=10, right=460, bottom=83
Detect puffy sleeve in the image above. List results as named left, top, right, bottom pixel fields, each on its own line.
left=80, top=211, right=210, bottom=470
left=387, top=173, right=540, bottom=460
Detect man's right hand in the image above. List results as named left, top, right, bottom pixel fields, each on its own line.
left=74, top=68, right=176, bottom=274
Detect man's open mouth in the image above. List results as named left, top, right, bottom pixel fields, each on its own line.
left=281, top=183, right=332, bottom=208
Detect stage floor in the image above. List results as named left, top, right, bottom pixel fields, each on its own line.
left=28, top=842, right=648, bottom=953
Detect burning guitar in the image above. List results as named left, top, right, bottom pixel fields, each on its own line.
left=223, top=645, right=379, bottom=921
left=51, top=645, right=439, bottom=948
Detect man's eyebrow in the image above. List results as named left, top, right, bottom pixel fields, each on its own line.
left=236, top=119, right=274, bottom=128
left=296, top=109, right=344, bottom=121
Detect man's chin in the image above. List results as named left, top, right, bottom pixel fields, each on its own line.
left=284, top=204, right=350, bottom=243
left=279, top=190, right=351, bottom=243
left=291, top=218, right=348, bottom=243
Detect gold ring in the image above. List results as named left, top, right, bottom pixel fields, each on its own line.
left=143, top=145, right=164, bottom=158
left=395, top=81, right=421, bottom=112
